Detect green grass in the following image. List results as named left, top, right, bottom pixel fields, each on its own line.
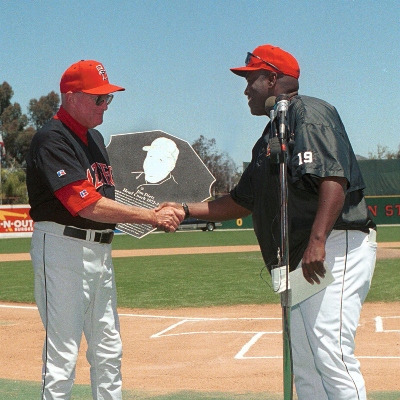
left=0, top=379, right=398, bottom=400
left=368, top=394, right=400, bottom=400
left=0, top=252, right=398, bottom=307
left=0, top=379, right=93, bottom=400
left=0, top=237, right=31, bottom=253
left=111, top=229, right=259, bottom=250
left=0, top=230, right=259, bottom=254
left=0, top=378, right=285, bottom=399
left=0, top=253, right=275, bottom=307
left=0, top=378, right=285, bottom=400
left=374, top=225, right=400, bottom=242
left=365, top=258, right=400, bottom=302
left=1, top=225, right=399, bottom=254
left=0, top=260, right=35, bottom=303
left=114, top=252, right=274, bottom=308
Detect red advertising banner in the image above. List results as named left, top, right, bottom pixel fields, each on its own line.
left=0, top=205, right=33, bottom=237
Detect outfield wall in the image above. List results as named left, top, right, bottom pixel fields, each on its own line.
left=221, top=215, right=254, bottom=229
left=221, top=196, right=400, bottom=228
left=365, top=196, right=400, bottom=224
left=1, top=198, right=399, bottom=239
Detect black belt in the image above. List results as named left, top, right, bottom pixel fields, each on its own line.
left=63, top=226, right=114, bottom=244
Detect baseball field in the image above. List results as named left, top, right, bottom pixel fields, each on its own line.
left=0, top=228, right=399, bottom=399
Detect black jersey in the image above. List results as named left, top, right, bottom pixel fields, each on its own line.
left=231, top=95, right=375, bottom=271
left=26, top=118, right=116, bottom=230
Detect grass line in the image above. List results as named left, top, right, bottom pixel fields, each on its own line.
left=0, top=255, right=398, bottom=307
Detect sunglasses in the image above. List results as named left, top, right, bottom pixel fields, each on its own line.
left=95, top=94, right=114, bottom=106
left=245, top=52, right=283, bottom=74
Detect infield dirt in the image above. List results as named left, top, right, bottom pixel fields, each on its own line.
left=0, top=302, right=399, bottom=396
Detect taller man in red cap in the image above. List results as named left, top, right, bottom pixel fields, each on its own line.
left=26, top=60, right=184, bottom=399
left=161, top=44, right=376, bottom=399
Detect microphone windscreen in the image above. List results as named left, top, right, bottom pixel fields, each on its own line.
left=265, top=96, right=277, bottom=111
left=265, top=96, right=277, bottom=118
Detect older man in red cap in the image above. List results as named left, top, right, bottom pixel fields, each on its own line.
left=26, top=60, right=184, bottom=399
left=161, top=44, right=376, bottom=399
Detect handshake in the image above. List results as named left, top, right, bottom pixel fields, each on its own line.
left=152, top=202, right=188, bottom=233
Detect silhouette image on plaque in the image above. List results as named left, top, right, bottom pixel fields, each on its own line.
left=132, top=137, right=179, bottom=191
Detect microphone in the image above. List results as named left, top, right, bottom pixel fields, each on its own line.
left=275, top=94, right=289, bottom=140
left=265, top=95, right=290, bottom=161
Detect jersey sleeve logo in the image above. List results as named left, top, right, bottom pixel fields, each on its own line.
left=57, top=169, right=66, bottom=177
left=79, top=189, right=89, bottom=198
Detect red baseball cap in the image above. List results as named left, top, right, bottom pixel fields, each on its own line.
left=230, top=44, right=300, bottom=79
left=60, top=60, right=125, bottom=94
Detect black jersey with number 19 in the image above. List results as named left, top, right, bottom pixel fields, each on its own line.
left=231, top=95, right=375, bottom=271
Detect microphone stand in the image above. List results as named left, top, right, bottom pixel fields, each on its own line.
left=269, top=96, right=293, bottom=400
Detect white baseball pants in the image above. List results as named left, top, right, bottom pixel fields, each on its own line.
left=291, top=229, right=377, bottom=400
left=30, top=222, right=122, bottom=400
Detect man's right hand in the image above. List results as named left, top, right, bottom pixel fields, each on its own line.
left=153, top=205, right=185, bottom=232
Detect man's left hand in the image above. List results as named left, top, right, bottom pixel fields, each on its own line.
left=301, top=241, right=326, bottom=284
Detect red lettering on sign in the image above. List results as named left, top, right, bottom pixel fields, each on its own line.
left=385, top=205, right=393, bottom=217
left=0, top=206, right=34, bottom=234
left=368, top=205, right=377, bottom=217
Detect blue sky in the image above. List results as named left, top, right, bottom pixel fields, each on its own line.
left=1, top=0, right=399, bottom=168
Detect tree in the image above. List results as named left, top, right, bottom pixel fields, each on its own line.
left=15, top=126, right=36, bottom=165
left=1, top=168, right=28, bottom=204
left=192, top=135, right=239, bottom=194
left=0, top=82, right=60, bottom=167
left=0, top=82, right=60, bottom=203
left=0, top=102, right=28, bottom=164
left=28, top=91, right=60, bottom=129
left=368, top=144, right=400, bottom=159
left=0, top=81, right=13, bottom=116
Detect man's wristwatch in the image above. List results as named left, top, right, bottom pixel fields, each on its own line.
left=181, top=202, right=190, bottom=220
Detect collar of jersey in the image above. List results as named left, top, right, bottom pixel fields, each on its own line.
left=55, top=107, right=88, bottom=145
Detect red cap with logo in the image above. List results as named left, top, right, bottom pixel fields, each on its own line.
left=230, top=44, right=300, bottom=79
left=60, top=60, right=125, bottom=94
